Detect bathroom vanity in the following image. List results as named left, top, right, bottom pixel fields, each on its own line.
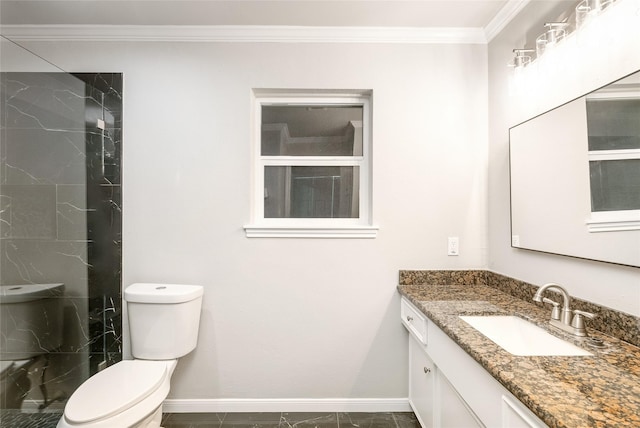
left=399, top=280, right=640, bottom=428
left=402, top=296, right=545, bottom=428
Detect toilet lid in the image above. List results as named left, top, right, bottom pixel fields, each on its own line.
left=65, top=360, right=169, bottom=424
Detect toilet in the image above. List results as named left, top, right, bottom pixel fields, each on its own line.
left=57, top=283, right=203, bottom=428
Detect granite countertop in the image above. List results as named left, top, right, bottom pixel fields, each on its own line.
left=398, top=283, right=640, bottom=428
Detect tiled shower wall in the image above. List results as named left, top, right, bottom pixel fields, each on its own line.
left=75, top=73, right=123, bottom=374
left=0, top=71, right=122, bottom=410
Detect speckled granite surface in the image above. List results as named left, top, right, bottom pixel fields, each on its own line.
left=399, top=270, right=640, bottom=348
left=398, top=275, right=640, bottom=428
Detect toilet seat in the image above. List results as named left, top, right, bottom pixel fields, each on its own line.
left=58, top=359, right=177, bottom=428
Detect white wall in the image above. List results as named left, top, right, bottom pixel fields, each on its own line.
left=488, top=0, right=640, bottom=316
left=17, top=40, right=488, bottom=406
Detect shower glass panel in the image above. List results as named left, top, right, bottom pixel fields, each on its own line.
left=0, top=36, right=122, bottom=424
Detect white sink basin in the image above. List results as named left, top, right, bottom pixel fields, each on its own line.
left=459, top=315, right=592, bottom=356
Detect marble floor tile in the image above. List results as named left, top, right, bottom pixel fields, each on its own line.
left=0, top=410, right=418, bottom=428
left=161, top=412, right=419, bottom=428
left=338, top=412, right=398, bottom=428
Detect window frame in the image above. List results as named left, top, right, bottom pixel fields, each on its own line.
left=244, top=89, right=377, bottom=238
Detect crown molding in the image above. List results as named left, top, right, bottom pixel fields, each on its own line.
left=0, top=24, right=488, bottom=44
left=484, top=0, right=531, bottom=42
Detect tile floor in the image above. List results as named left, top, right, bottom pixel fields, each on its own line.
left=0, top=410, right=419, bottom=427
left=161, top=412, right=420, bottom=428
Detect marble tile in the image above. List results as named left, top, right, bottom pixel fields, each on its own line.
left=56, top=185, right=89, bottom=241
left=390, top=413, right=419, bottom=428
left=161, top=413, right=417, bottom=428
left=1, top=194, right=12, bottom=238
left=1, top=71, right=123, bottom=418
left=0, top=240, right=88, bottom=288
left=221, top=412, right=283, bottom=427
left=2, top=128, right=87, bottom=185
left=281, top=412, right=336, bottom=428
left=1, top=185, right=56, bottom=239
left=2, top=72, right=85, bottom=131
left=338, top=412, right=397, bottom=428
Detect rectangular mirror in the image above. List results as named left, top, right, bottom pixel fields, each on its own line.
left=509, top=70, right=640, bottom=268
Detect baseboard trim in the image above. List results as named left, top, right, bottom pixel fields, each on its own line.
left=162, top=398, right=411, bottom=413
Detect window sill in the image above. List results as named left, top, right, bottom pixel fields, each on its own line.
left=586, top=217, right=640, bottom=233
left=244, top=225, right=379, bottom=238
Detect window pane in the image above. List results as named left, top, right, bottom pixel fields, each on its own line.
left=586, top=99, right=640, bottom=151
left=264, top=166, right=359, bottom=218
left=590, top=159, right=640, bottom=211
left=261, top=105, right=363, bottom=156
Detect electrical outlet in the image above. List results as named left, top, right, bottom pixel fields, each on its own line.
left=448, top=237, right=459, bottom=256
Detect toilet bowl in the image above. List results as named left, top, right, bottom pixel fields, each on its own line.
left=57, top=360, right=176, bottom=428
left=57, top=283, right=203, bottom=428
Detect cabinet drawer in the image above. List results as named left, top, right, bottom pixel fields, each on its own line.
left=401, top=298, right=428, bottom=344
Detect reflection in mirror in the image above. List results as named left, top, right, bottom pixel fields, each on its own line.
left=509, top=70, right=640, bottom=268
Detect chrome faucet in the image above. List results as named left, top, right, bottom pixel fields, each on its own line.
left=532, top=283, right=594, bottom=336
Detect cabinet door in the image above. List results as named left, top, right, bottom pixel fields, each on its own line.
left=409, top=335, right=435, bottom=428
left=502, top=395, right=547, bottom=428
left=438, top=371, right=485, bottom=428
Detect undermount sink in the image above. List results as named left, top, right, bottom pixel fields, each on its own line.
left=459, top=315, right=592, bottom=357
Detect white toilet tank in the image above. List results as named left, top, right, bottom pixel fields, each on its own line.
left=124, top=283, right=203, bottom=360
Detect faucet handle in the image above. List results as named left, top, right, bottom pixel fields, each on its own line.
left=542, top=297, right=561, bottom=320
left=571, top=309, right=595, bottom=331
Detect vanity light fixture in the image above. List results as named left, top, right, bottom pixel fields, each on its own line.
left=536, top=22, right=570, bottom=57
left=576, top=0, right=618, bottom=28
left=509, top=49, right=535, bottom=68
left=508, top=0, right=622, bottom=67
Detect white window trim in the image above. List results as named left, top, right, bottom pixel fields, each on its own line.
left=587, top=148, right=640, bottom=232
left=586, top=210, right=640, bottom=232
left=244, top=89, right=377, bottom=238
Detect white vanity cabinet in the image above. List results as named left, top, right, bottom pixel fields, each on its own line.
left=408, top=335, right=435, bottom=427
left=401, top=297, right=547, bottom=428
left=437, top=365, right=484, bottom=428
